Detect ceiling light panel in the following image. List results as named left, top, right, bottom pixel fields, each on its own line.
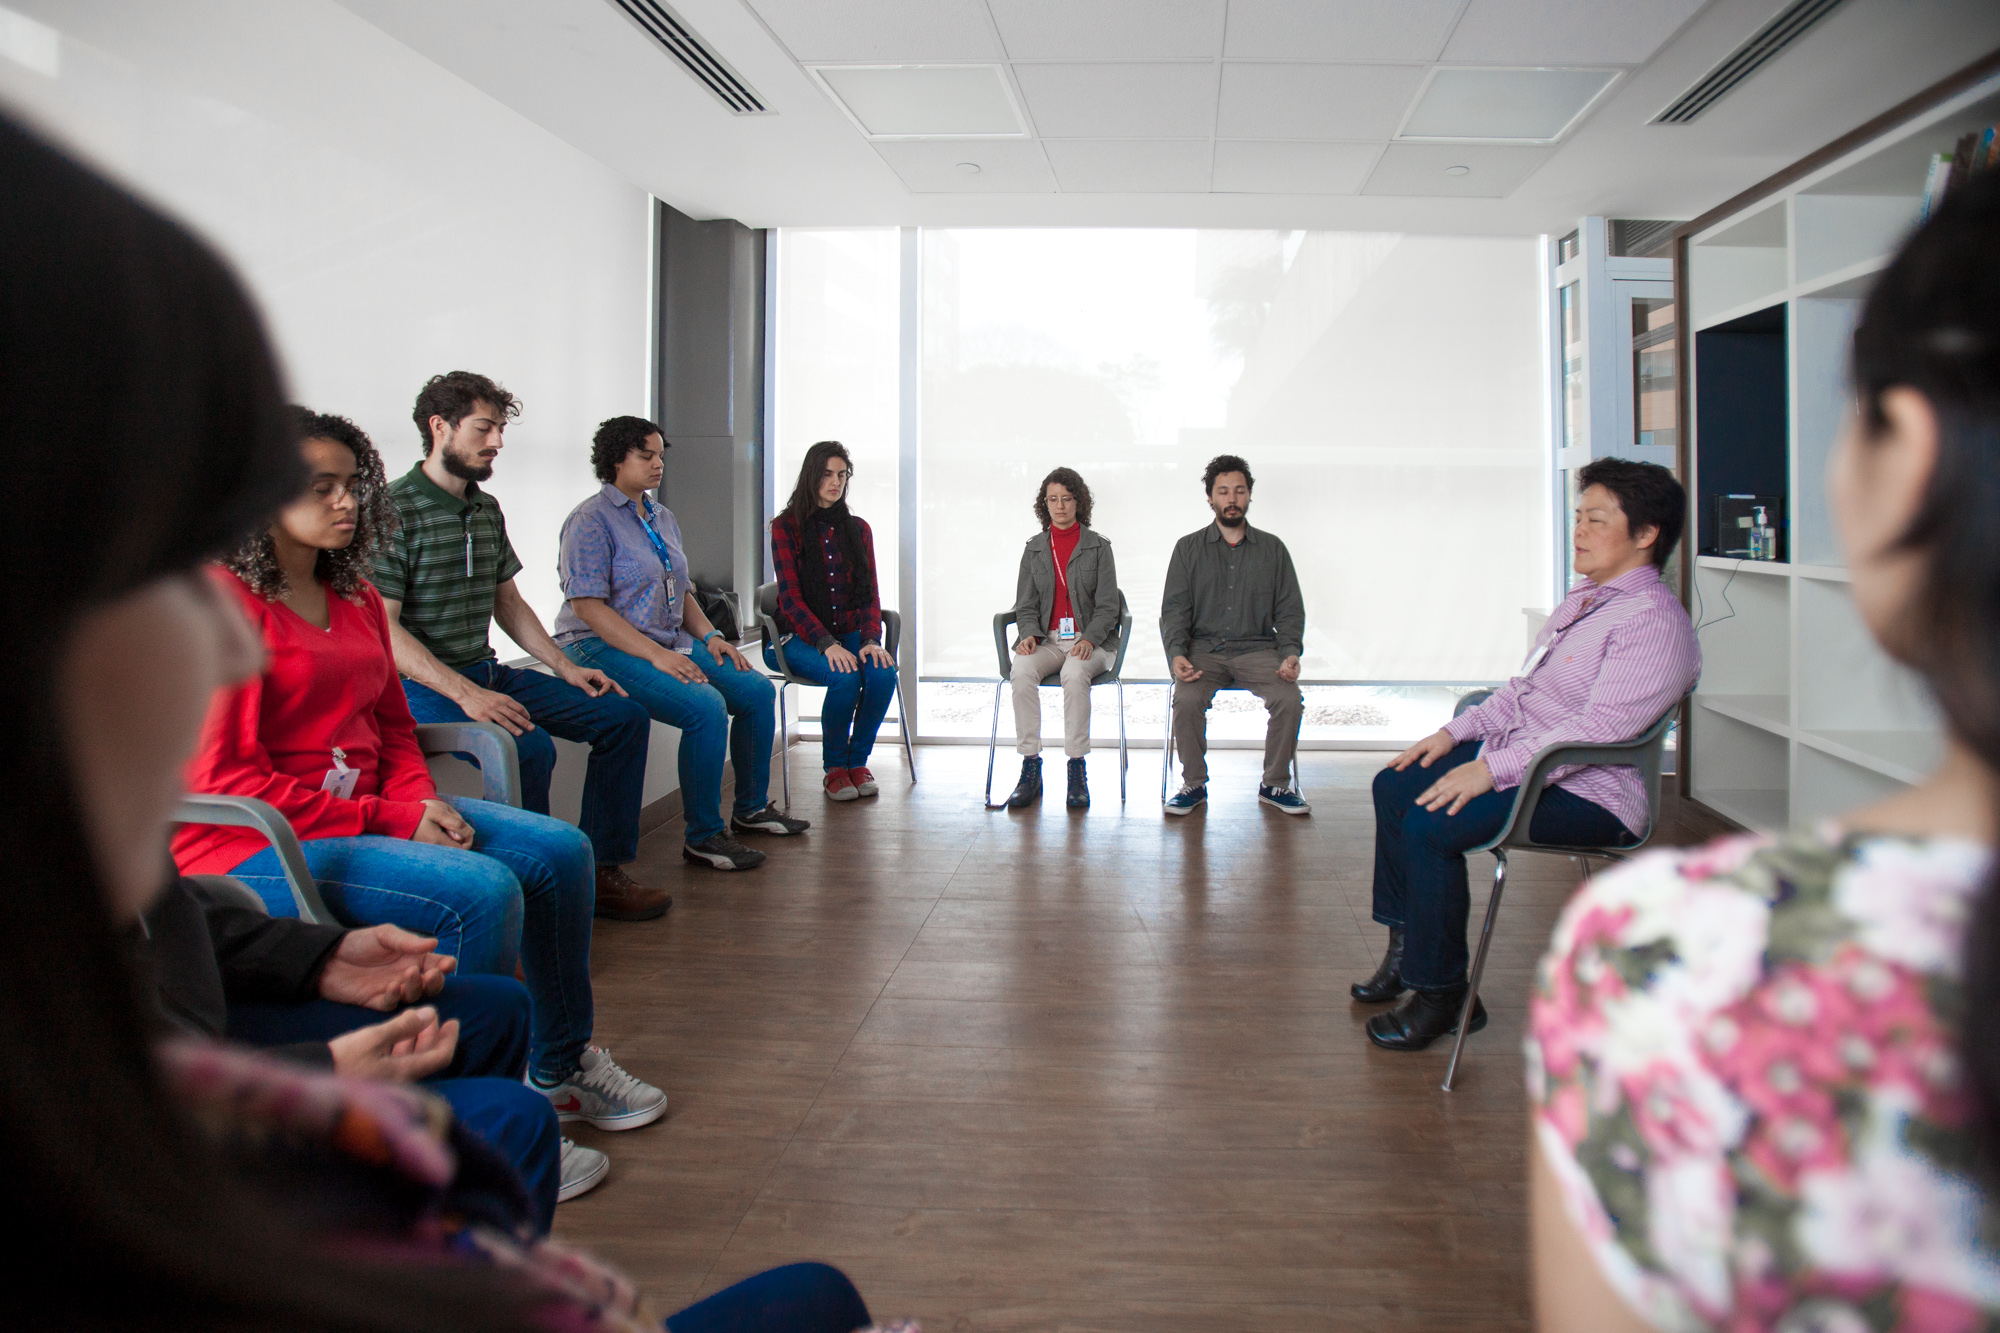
left=745, top=0, right=1001, bottom=62
left=1222, top=0, right=1464, bottom=62
left=814, top=64, right=1024, bottom=137
left=1401, top=67, right=1617, bottom=142
left=1043, top=139, right=1213, bottom=192
left=1216, top=63, right=1427, bottom=140
left=987, top=0, right=1225, bottom=60
left=1361, top=142, right=1556, bottom=197
left=1211, top=140, right=1381, bottom=194
left=1442, top=0, right=1707, bottom=65
left=1012, top=62, right=1218, bottom=138
left=871, top=138, right=1059, bottom=191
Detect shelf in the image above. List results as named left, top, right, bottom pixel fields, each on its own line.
left=1692, top=292, right=1791, bottom=333
left=1792, top=252, right=1894, bottom=301
left=1696, top=693, right=1790, bottom=737
left=1698, top=788, right=1789, bottom=833
left=1793, top=563, right=1851, bottom=583
left=1797, top=728, right=1940, bottom=784
left=1695, top=555, right=1790, bottom=576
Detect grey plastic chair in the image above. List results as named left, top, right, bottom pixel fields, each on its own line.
left=1439, top=688, right=1683, bottom=1091
left=1159, top=684, right=1302, bottom=801
left=413, top=720, right=522, bottom=807
left=757, top=581, right=916, bottom=808
left=984, top=593, right=1133, bottom=807
left=173, top=794, right=332, bottom=923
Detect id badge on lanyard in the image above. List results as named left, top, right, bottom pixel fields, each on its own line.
left=1517, top=595, right=1600, bottom=680
left=1053, top=547, right=1077, bottom=639
left=321, top=747, right=358, bottom=800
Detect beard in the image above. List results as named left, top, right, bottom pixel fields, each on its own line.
left=1216, top=505, right=1246, bottom=528
left=441, top=445, right=494, bottom=483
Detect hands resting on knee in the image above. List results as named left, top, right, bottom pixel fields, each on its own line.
left=1388, top=728, right=1494, bottom=816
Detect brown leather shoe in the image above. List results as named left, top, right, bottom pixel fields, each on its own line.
left=594, top=865, right=671, bottom=921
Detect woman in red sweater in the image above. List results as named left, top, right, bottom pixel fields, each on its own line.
left=172, top=410, right=661, bottom=1127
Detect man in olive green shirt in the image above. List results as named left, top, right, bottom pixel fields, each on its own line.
left=1159, top=453, right=1308, bottom=816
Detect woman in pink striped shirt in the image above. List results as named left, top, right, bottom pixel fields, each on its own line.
left=1356, top=458, right=1699, bottom=1052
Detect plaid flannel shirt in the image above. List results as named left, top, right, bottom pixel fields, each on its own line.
left=770, top=511, right=882, bottom=650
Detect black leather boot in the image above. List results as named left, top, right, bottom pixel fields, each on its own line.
left=1005, top=756, right=1042, bottom=809
left=1066, top=757, right=1089, bottom=809
left=1350, top=928, right=1406, bottom=1003
left=1365, top=983, right=1488, bottom=1052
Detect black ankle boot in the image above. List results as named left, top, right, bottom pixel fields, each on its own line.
left=1006, top=756, right=1042, bottom=809
left=1365, top=983, right=1488, bottom=1052
left=1350, top=928, right=1406, bottom=1003
left=1066, top=757, right=1089, bottom=809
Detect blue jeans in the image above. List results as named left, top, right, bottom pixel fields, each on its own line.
left=665, top=1263, right=870, bottom=1333
left=1370, top=740, right=1634, bottom=989
left=403, top=659, right=651, bottom=866
left=565, top=637, right=775, bottom=843
left=227, top=796, right=596, bottom=1082
left=763, top=631, right=897, bottom=771
left=225, top=975, right=561, bottom=1234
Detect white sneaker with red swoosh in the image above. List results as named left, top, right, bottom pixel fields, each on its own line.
left=531, top=1046, right=666, bottom=1131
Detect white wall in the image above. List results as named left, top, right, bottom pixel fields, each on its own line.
left=0, top=0, right=691, bottom=811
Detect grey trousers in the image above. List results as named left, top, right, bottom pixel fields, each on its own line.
left=1011, top=638, right=1114, bottom=757
left=1170, top=648, right=1304, bottom=789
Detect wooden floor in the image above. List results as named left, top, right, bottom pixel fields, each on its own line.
left=555, top=745, right=1736, bottom=1331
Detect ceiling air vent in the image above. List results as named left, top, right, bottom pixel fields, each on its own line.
left=1652, top=0, right=1848, bottom=124
left=608, top=0, right=768, bottom=114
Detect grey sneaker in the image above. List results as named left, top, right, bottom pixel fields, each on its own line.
left=683, top=831, right=766, bottom=870
left=533, top=1046, right=667, bottom=1131
left=733, top=804, right=811, bottom=836
left=557, top=1137, right=608, bottom=1202
left=1258, top=785, right=1312, bottom=815
left=1164, top=783, right=1207, bottom=816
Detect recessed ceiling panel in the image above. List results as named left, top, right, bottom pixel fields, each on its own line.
left=1442, top=0, right=1708, bottom=65
left=1211, top=140, right=1381, bottom=194
left=816, top=64, right=1023, bottom=136
left=1217, top=63, right=1427, bottom=140
left=1043, top=138, right=1212, bottom=191
left=1222, top=0, right=1463, bottom=62
left=1402, top=67, right=1616, bottom=141
left=744, top=0, right=1002, bottom=62
left=989, top=0, right=1224, bottom=60
left=872, top=139, right=1059, bottom=191
left=1361, top=142, right=1556, bottom=197
left=1013, top=62, right=1218, bottom=138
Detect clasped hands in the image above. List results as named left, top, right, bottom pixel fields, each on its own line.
left=1388, top=728, right=1494, bottom=815
left=1015, top=634, right=1095, bottom=660
left=322, top=923, right=461, bottom=1082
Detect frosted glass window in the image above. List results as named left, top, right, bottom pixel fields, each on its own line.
left=771, top=229, right=901, bottom=607
left=919, top=229, right=1548, bottom=684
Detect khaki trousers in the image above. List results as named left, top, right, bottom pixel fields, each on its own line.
left=1011, top=638, right=1114, bottom=758
left=1170, top=648, right=1303, bottom=788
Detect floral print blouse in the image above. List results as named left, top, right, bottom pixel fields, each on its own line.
left=1527, top=825, right=2000, bottom=1332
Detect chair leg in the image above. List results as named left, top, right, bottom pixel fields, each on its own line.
left=984, top=682, right=1003, bottom=807
left=1117, top=680, right=1127, bottom=803
left=1443, top=850, right=1508, bottom=1093
left=1161, top=698, right=1174, bottom=802
left=778, top=685, right=790, bottom=809
left=898, top=679, right=916, bottom=782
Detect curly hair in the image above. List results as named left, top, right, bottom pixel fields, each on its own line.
left=1203, top=453, right=1254, bottom=494
left=412, top=370, right=519, bottom=456
left=592, top=415, right=665, bottom=484
left=223, top=407, right=396, bottom=601
left=1032, top=466, right=1093, bottom=529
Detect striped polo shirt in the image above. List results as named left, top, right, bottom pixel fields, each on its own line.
left=372, top=462, right=523, bottom=672
left=1445, top=564, right=1699, bottom=835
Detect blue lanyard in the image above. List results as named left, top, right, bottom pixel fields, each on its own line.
left=634, top=498, right=674, bottom=577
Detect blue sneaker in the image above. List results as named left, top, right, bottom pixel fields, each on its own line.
left=1258, top=785, right=1311, bottom=815
left=1164, top=783, right=1207, bottom=816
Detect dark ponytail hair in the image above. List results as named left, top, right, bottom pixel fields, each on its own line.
left=0, top=115, right=538, bottom=1330
left=1851, top=166, right=2000, bottom=1180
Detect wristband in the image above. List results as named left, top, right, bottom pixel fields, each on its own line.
left=703, top=630, right=724, bottom=643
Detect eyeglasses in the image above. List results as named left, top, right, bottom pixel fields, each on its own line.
left=309, top=479, right=372, bottom=505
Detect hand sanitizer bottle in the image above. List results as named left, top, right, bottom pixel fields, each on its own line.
left=1750, top=507, right=1772, bottom=561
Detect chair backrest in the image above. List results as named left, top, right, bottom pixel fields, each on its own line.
left=174, top=794, right=331, bottom=923
left=1454, top=688, right=1494, bottom=718
left=991, top=591, right=1131, bottom=682
left=1478, top=698, right=1684, bottom=857
left=758, top=579, right=779, bottom=622
left=413, top=721, right=521, bottom=807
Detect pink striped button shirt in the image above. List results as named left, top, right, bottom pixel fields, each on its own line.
left=1443, top=564, right=1699, bottom=836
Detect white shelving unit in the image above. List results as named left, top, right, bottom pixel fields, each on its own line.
left=1680, top=71, right=2000, bottom=832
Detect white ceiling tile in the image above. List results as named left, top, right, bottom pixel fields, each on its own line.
left=987, top=0, right=1224, bottom=60
left=1043, top=138, right=1212, bottom=191
left=744, top=0, right=1001, bottom=62
left=1211, top=140, right=1381, bottom=193
left=815, top=65, right=1024, bottom=136
left=871, top=139, right=1059, bottom=191
left=1360, top=142, right=1554, bottom=197
left=1222, top=0, right=1464, bottom=61
left=1013, top=62, right=1218, bottom=138
left=1402, top=67, right=1616, bottom=141
left=1441, top=0, right=1708, bottom=65
left=1216, top=63, right=1426, bottom=139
